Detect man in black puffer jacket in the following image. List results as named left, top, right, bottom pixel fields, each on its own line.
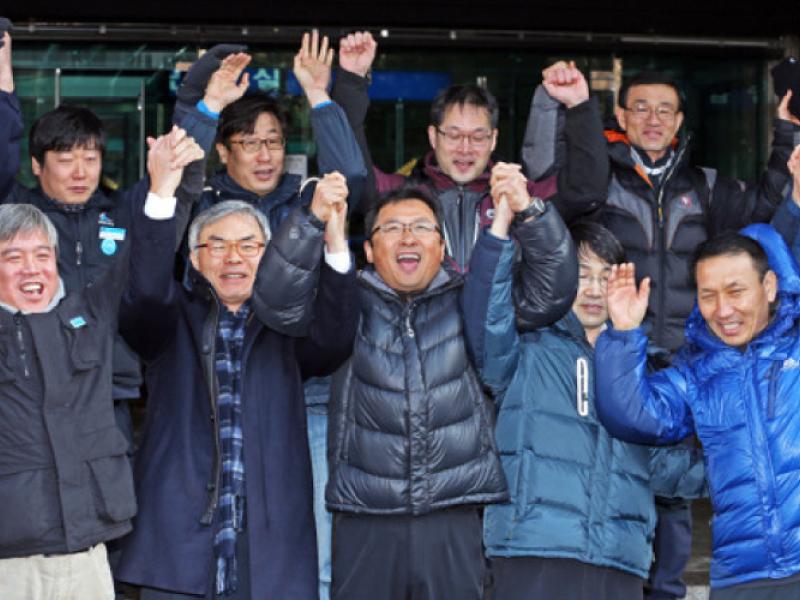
left=327, top=178, right=576, bottom=600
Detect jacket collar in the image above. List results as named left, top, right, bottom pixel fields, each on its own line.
left=359, top=265, right=461, bottom=302
left=207, top=170, right=302, bottom=207
left=31, top=186, right=116, bottom=213
left=417, top=151, right=491, bottom=194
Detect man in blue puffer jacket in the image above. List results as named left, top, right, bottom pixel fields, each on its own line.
left=464, top=213, right=704, bottom=599
left=595, top=156, right=800, bottom=599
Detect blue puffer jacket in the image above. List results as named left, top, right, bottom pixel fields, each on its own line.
left=595, top=222, right=800, bottom=589
left=466, top=231, right=703, bottom=579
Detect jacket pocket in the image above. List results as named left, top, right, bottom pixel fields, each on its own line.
left=87, top=454, right=137, bottom=523
left=0, top=467, right=62, bottom=548
left=61, top=315, right=103, bottom=371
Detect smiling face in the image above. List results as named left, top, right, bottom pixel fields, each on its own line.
left=427, top=103, right=497, bottom=184
left=0, top=228, right=59, bottom=313
left=364, top=199, right=445, bottom=295
left=216, top=112, right=286, bottom=196
left=614, top=84, right=684, bottom=162
left=696, top=252, right=777, bottom=347
left=572, top=247, right=611, bottom=345
left=190, top=212, right=267, bottom=313
left=31, top=144, right=102, bottom=205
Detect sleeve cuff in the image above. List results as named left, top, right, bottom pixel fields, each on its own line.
left=144, top=192, right=177, bottom=220
left=324, top=249, right=352, bottom=273
left=196, top=100, right=220, bottom=119
left=312, top=100, right=334, bottom=110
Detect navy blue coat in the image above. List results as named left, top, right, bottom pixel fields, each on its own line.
left=0, top=91, right=21, bottom=198
left=116, top=208, right=359, bottom=598
left=595, top=222, right=800, bottom=589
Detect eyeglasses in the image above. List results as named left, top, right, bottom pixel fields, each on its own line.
left=624, top=102, right=679, bottom=123
left=194, top=239, right=266, bottom=257
left=435, top=127, right=493, bottom=147
left=370, top=220, right=441, bottom=240
left=578, top=273, right=609, bottom=289
left=228, top=137, right=285, bottom=154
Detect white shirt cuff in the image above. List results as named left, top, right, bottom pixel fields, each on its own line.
left=144, top=192, right=177, bottom=220
left=324, top=249, right=352, bottom=274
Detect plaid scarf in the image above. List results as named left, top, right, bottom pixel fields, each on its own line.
left=213, top=302, right=250, bottom=596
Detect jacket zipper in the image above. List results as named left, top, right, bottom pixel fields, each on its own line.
left=13, top=314, right=30, bottom=379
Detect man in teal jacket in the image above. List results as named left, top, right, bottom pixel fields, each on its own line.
left=463, top=199, right=703, bottom=599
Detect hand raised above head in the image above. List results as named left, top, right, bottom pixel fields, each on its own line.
left=147, top=126, right=205, bottom=199
left=0, top=30, right=13, bottom=93
left=788, top=144, right=800, bottom=206
left=541, top=60, right=589, bottom=109
left=339, top=31, right=377, bottom=78
left=310, top=171, right=349, bottom=223
left=294, top=29, right=334, bottom=106
left=606, top=263, right=650, bottom=331
left=202, top=52, right=252, bottom=114
left=778, top=90, right=800, bottom=127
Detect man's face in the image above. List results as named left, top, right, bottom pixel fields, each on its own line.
left=216, top=112, right=286, bottom=196
left=696, top=252, right=777, bottom=347
left=614, top=84, right=684, bottom=159
left=427, top=103, right=497, bottom=184
left=0, top=228, right=59, bottom=313
left=572, top=247, right=611, bottom=333
left=364, top=199, right=445, bottom=294
left=190, top=213, right=267, bottom=313
left=31, top=144, right=102, bottom=205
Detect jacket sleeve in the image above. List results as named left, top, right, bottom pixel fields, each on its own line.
left=0, top=91, right=22, bottom=201
left=251, top=206, right=326, bottom=337
left=708, top=119, right=800, bottom=235
left=330, top=68, right=378, bottom=207
left=295, top=261, right=359, bottom=379
left=521, top=85, right=562, bottom=182
left=512, top=202, right=578, bottom=331
left=595, top=326, right=696, bottom=445
left=171, top=101, right=218, bottom=249
left=770, top=190, right=800, bottom=262
left=648, top=441, right=707, bottom=499
left=113, top=202, right=182, bottom=362
left=461, top=229, right=522, bottom=398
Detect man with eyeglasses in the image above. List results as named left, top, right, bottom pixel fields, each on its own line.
left=115, top=174, right=358, bottom=599
left=331, top=32, right=607, bottom=275
left=525, top=65, right=800, bottom=600
left=325, top=180, right=577, bottom=600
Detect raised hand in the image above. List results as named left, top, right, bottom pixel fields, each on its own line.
left=324, top=194, right=348, bottom=254
left=339, top=31, right=377, bottom=78
left=788, top=144, right=800, bottom=206
left=0, top=31, right=13, bottom=93
left=778, top=90, right=800, bottom=127
left=606, top=263, right=650, bottom=331
left=541, top=60, right=589, bottom=109
left=310, top=171, right=348, bottom=224
left=294, top=30, right=334, bottom=106
left=202, top=52, right=252, bottom=113
left=147, top=126, right=205, bottom=199
left=490, top=162, right=532, bottom=212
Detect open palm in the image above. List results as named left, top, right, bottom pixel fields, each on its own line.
left=294, top=30, right=334, bottom=94
left=607, top=263, right=650, bottom=331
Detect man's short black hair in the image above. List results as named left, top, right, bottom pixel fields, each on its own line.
left=217, top=93, right=289, bottom=146
left=618, top=71, right=685, bottom=112
left=29, top=106, right=105, bottom=164
left=365, top=184, right=444, bottom=239
left=570, top=221, right=625, bottom=266
left=690, top=232, right=770, bottom=287
left=430, top=84, right=499, bottom=129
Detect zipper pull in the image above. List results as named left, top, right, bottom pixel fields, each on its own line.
left=576, top=357, right=589, bottom=417
left=405, top=306, right=415, bottom=338
left=75, top=240, right=83, bottom=266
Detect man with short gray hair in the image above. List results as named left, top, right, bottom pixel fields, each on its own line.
left=0, top=128, right=202, bottom=600
left=116, top=174, right=359, bottom=599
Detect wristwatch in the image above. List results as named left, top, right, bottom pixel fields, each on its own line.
left=514, top=196, right=546, bottom=223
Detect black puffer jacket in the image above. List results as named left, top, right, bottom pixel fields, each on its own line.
left=602, top=123, right=797, bottom=352
left=326, top=270, right=509, bottom=516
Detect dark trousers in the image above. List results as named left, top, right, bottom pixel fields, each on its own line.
left=331, top=506, right=484, bottom=600
left=487, top=556, right=644, bottom=600
left=645, top=497, right=692, bottom=600
left=138, top=528, right=251, bottom=600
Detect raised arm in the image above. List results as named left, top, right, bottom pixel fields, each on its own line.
left=0, top=27, right=21, bottom=200
left=294, top=30, right=367, bottom=214
left=769, top=144, right=800, bottom=260
left=461, top=193, right=521, bottom=398
left=595, top=263, right=695, bottom=444
left=118, top=128, right=204, bottom=360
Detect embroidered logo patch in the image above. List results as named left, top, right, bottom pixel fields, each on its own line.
left=69, top=316, right=87, bottom=329
left=782, top=358, right=800, bottom=371
left=98, top=212, right=114, bottom=226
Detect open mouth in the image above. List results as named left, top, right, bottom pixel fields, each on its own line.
left=718, top=321, right=743, bottom=337
left=20, top=282, right=44, bottom=298
left=220, top=273, right=247, bottom=280
left=452, top=159, right=475, bottom=172
left=580, top=303, right=604, bottom=315
left=396, top=252, right=421, bottom=274
left=253, top=169, right=275, bottom=182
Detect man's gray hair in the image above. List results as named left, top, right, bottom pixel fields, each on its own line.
left=188, top=200, right=271, bottom=251
left=0, top=204, right=59, bottom=251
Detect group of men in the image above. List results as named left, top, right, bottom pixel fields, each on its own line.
left=3, top=17, right=800, bottom=600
